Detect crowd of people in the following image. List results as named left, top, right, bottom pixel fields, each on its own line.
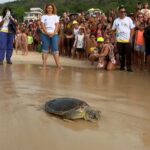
left=1, top=2, right=150, bottom=71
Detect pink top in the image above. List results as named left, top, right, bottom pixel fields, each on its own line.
left=96, top=29, right=103, bottom=38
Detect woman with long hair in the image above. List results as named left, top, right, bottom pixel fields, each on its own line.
left=40, top=3, right=63, bottom=69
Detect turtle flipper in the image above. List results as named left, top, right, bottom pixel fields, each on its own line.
left=63, top=108, right=85, bottom=120
left=63, top=119, right=74, bottom=123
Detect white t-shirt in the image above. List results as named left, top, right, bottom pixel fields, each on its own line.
left=41, top=14, right=59, bottom=33
left=76, top=34, right=84, bottom=48
left=112, top=16, right=135, bottom=43
left=0, top=16, right=9, bottom=32
left=73, top=28, right=79, bottom=37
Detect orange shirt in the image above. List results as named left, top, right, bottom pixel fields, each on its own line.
left=136, top=30, right=144, bottom=45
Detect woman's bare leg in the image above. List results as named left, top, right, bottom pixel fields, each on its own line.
left=107, top=62, right=116, bottom=71
left=42, top=53, right=48, bottom=68
left=53, top=53, right=63, bottom=69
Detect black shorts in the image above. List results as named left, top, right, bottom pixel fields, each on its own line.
left=145, top=42, right=150, bottom=55
left=76, top=48, right=84, bottom=53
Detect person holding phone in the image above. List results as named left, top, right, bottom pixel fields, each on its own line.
left=0, top=7, right=17, bottom=65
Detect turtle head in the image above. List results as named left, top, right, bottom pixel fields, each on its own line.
left=84, top=108, right=101, bottom=121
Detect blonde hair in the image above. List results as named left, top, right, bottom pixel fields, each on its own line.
left=44, top=3, right=57, bottom=15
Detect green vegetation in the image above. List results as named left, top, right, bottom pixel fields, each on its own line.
left=0, top=0, right=150, bottom=21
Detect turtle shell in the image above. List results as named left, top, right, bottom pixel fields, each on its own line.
left=45, top=97, right=89, bottom=116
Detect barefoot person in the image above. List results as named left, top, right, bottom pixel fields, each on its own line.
left=97, top=38, right=116, bottom=71
left=88, top=36, right=103, bottom=65
left=41, top=3, right=62, bottom=69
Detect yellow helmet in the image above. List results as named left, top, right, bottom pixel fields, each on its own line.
left=97, top=37, right=104, bottom=42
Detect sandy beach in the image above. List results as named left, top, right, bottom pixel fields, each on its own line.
left=12, top=51, right=95, bottom=68
left=0, top=52, right=150, bottom=150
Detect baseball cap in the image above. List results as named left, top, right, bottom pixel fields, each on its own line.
left=72, top=20, right=78, bottom=24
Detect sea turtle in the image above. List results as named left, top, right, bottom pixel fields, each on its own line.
left=45, top=97, right=101, bottom=121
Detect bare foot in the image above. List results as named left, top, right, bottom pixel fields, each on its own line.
left=57, top=66, right=64, bottom=70
left=91, top=61, right=94, bottom=65
left=43, top=64, right=48, bottom=69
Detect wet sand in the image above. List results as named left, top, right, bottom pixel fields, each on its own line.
left=0, top=52, right=150, bottom=150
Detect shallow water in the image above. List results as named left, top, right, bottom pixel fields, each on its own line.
left=0, top=64, right=150, bottom=150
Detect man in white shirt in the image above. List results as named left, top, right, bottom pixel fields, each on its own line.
left=112, top=6, right=135, bottom=72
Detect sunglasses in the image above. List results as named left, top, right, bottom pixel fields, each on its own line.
left=138, top=15, right=143, bottom=18
left=120, top=11, right=126, bottom=13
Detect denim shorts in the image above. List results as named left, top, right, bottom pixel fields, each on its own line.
left=41, top=33, right=59, bottom=54
left=135, top=44, right=145, bottom=53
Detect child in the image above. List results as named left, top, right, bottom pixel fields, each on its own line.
left=97, top=38, right=116, bottom=71
left=88, top=36, right=104, bottom=65
left=73, top=27, right=85, bottom=60
left=135, top=23, right=145, bottom=70
left=27, top=31, right=33, bottom=51
left=15, top=28, right=22, bottom=54
left=21, top=29, right=28, bottom=55
left=85, top=33, right=97, bottom=55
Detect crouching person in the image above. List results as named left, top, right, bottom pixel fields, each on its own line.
left=97, top=38, right=116, bottom=70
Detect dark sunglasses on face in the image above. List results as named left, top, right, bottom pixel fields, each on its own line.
left=120, top=11, right=126, bottom=13
left=139, top=16, right=143, bottom=18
